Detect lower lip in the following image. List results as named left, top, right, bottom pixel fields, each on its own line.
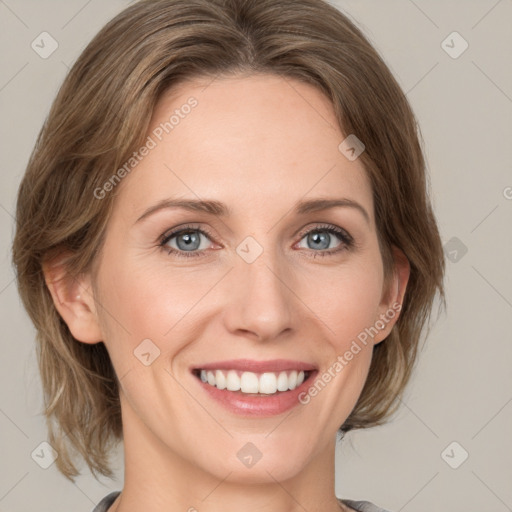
left=192, top=370, right=318, bottom=417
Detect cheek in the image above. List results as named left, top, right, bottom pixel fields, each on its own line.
left=95, top=253, right=212, bottom=362
left=303, top=260, right=385, bottom=351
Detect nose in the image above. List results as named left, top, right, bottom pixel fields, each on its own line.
left=222, top=250, right=295, bottom=342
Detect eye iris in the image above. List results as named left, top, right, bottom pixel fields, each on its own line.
left=177, top=231, right=200, bottom=251
left=308, top=231, right=330, bottom=250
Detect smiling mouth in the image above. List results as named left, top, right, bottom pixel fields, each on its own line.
left=192, top=368, right=314, bottom=395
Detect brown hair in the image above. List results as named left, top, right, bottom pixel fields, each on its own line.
left=12, top=0, right=445, bottom=482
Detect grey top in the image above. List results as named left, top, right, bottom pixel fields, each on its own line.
left=91, top=491, right=391, bottom=512
left=92, top=491, right=119, bottom=512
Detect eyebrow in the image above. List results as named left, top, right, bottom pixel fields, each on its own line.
left=135, top=197, right=370, bottom=224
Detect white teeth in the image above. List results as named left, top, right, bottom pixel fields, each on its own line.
left=276, top=371, right=288, bottom=391
left=259, top=372, right=277, bottom=394
left=226, top=370, right=241, bottom=391
left=240, top=372, right=259, bottom=393
left=215, top=369, right=226, bottom=390
left=288, top=370, right=298, bottom=390
left=197, top=369, right=308, bottom=394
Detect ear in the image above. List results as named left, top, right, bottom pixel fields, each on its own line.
left=373, top=245, right=410, bottom=345
left=42, top=253, right=103, bottom=344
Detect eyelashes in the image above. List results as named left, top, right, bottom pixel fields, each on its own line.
left=158, top=223, right=355, bottom=260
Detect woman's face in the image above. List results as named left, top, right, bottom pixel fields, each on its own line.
left=89, top=73, right=405, bottom=483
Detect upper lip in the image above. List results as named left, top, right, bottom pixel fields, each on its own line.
left=192, top=359, right=317, bottom=373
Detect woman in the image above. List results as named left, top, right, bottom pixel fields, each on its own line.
left=12, top=0, right=445, bottom=511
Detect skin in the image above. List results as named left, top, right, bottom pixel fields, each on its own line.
left=45, top=73, right=409, bottom=512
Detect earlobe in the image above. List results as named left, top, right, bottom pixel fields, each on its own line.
left=42, top=254, right=103, bottom=344
left=374, top=245, right=410, bottom=345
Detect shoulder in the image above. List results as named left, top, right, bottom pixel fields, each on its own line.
left=340, top=498, right=393, bottom=512
left=91, top=491, right=121, bottom=512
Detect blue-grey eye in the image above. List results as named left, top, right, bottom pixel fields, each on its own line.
left=298, top=229, right=343, bottom=251
left=165, top=229, right=208, bottom=252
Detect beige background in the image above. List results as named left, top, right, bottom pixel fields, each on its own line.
left=1, top=1, right=511, bottom=511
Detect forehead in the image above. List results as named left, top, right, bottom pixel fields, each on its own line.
left=112, top=73, right=373, bottom=222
